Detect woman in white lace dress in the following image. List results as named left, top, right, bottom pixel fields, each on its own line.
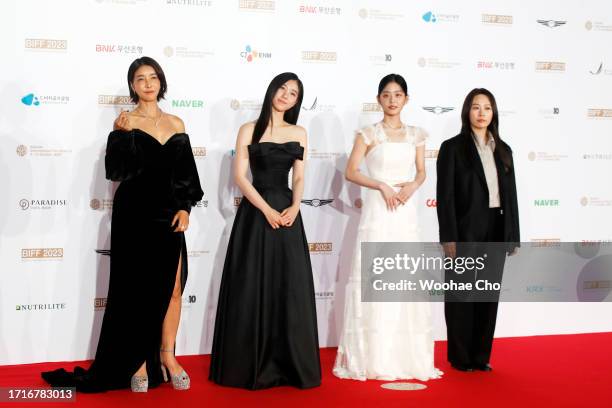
left=333, top=74, right=442, bottom=381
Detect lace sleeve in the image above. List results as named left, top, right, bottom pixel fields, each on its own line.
left=415, top=127, right=429, bottom=147
left=355, top=125, right=376, bottom=146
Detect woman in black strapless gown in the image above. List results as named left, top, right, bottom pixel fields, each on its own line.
left=209, top=72, right=321, bottom=390
left=42, top=57, right=203, bottom=392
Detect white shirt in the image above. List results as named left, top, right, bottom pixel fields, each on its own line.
left=472, top=133, right=501, bottom=208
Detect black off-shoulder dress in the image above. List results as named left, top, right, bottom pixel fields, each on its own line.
left=209, top=142, right=321, bottom=390
left=42, top=129, right=203, bottom=392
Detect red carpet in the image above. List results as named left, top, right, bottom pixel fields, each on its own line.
left=1, top=332, right=610, bottom=407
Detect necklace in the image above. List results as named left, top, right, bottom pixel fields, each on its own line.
left=134, top=107, right=163, bottom=128
left=381, top=120, right=404, bottom=130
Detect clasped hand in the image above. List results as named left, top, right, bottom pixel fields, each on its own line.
left=379, top=181, right=418, bottom=211
left=264, top=205, right=299, bottom=229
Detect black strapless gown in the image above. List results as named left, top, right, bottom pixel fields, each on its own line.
left=41, top=129, right=203, bottom=392
left=209, top=142, right=321, bottom=390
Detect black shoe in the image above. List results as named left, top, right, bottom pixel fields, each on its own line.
left=474, top=363, right=492, bottom=372
left=450, top=363, right=473, bottom=372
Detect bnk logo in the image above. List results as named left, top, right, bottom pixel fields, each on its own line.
left=21, top=93, right=40, bottom=106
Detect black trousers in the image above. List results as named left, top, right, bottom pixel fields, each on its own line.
left=444, top=208, right=505, bottom=367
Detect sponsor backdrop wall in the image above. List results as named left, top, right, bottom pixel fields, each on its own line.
left=1, top=0, right=611, bottom=365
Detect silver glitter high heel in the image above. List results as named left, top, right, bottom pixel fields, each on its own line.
left=130, top=374, right=148, bottom=392
left=160, top=349, right=190, bottom=390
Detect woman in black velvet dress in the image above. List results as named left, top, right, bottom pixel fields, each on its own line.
left=209, top=72, right=321, bottom=390
left=42, top=57, right=203, bottom=392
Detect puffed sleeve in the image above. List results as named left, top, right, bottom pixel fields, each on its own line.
left=172, top=135, right=204, bottom=214
left=105, top=130, right=145, bottom=182
left=355, top=125, right=374, bottom=146
left=415, top=127, right=429, bottom=147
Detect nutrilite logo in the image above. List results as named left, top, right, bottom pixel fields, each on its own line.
left=16, top=303, right=67, bottom=311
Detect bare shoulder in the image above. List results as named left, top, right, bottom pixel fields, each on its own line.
left=239, top=121, right=256, bottom=133
left=290, top=124, right=307, bottom=144
left=236, top=121, right=256, bottom=145
left=166, top=113, right=185, bottom=133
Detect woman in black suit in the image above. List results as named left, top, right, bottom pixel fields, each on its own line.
left=436, top=88, right=519, bottom=372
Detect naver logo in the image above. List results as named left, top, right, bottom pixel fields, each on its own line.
left=172, top=99, right=203, bottom=108
left=534, top=199, right=560, bottom=207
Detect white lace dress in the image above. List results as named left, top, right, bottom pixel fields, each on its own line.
left=333, top=122, right=443, bottom=381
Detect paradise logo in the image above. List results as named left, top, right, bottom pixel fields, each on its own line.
left=20, top=199, right=67, bottom=210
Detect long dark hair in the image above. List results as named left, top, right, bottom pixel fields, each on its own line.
left=252, top=72, right=304, bottom=144
left=460, top=88, right=512, bottom=171
left=378, top=73, right=408, bottom=96
left=127, top=56, right=167, bottom=103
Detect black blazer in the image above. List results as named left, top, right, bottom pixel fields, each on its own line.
left=436, top=133, right=520, bottom=244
